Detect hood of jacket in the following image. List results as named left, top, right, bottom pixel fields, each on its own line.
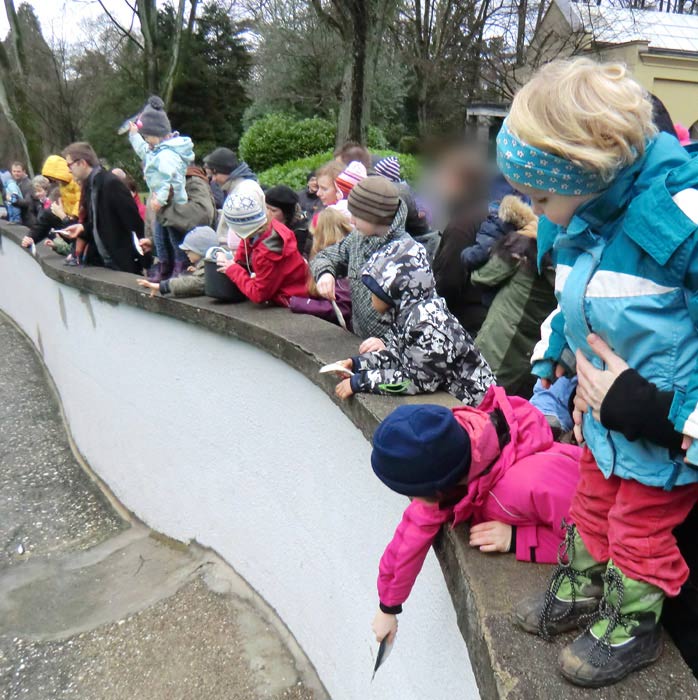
left=360, top=234, right=434, bottom=316
left=154, top=135, right=195, bottom=166
left=452, top=385, right=553, bottom=523
left=41, top=155, right=72, bottom=184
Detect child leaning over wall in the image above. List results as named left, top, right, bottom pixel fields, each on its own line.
left=369, top=386, right=581, bottom=647
left=332, top=237, right=494, bottom=404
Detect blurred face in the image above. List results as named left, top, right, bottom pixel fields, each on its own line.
left=507, top=180, right=597, bottom=227
left=185, top=250, right=202, bottom=264
left=11, top=165, right=25, bottom=181
left=34, top=186, right=47, bottom=199
left=143, top=134, right=161, bottom=147
left=317, top=175, right=338, bottom=206
left=307, top=176, right=319, bottom=194
left=208, top=170, right=228, bottom=185
left=266, top=204, right=285, bottom=223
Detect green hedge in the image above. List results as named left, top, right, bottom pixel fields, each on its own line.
left=239, top=112, right=391, bottom=173
left=258, top=149, right=419, bottom=191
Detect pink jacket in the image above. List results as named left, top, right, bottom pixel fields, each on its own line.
left=377, top=385, right=581, bottom=610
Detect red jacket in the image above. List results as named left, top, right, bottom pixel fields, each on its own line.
left=226, top=219, right=308, bottom=306
left=377, top=385, right=581, bottom=610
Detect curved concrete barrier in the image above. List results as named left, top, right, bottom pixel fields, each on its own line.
left=0, top=227, right=477, bottom=700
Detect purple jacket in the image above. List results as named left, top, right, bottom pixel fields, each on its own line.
left=288, top=277, right=352, bottom=330
left=377, top=385, right=581, bottom=610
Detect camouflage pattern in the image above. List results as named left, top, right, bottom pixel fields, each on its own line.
left=310, top=200, right=410, bottom=339
left=350, top=238, right=495, bottom=404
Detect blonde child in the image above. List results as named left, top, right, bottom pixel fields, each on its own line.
left=128, top=95, right=194, bottom=280
left=498, top=57, right=698, bottom=687
left=314, top=160, right=350, bottom=224
left=289, top=207, right=353, bottom=327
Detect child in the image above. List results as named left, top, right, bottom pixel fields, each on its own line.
left=314, top=161, right=345, bottom=224
left=311, top=176, right=411, bottom=341
left=370, top=387, right=582, bottom=645
left=4, top=177, right=22, bottom=223
left=264, top=185, right=309, bottom=256
left=289, top=207, right=353, bottom=328
left=137, top=226, right=218, bottom=298
left=333, top=237, right=494, bottom=403
left=215, top=179, right=308, bottom=306
left=128, top=95, right=194, bottom=281
left=297, top=172, right=322, bottom=217
left=41, top=155, right=81, bottom=220
left=498, top=57, right=698, bottom=687
left=31, top=175, right=51, bottom=217
left=472, top=195, right=556, bottom=397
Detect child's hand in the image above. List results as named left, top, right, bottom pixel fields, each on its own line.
left=21, top=236, right=33, bottom=248
left=682, top=435, right=695, bottom=464
left=538, top=363, right=567, bottom=390
left=187, top=265, right=196, bottom=273
left=216, top=253, right=234, bottom=273
left=329, top=359, right=353, bottom=375
left=335, top=378, right=353, bottom=400
left=44, top=239, right=54, bottom=248
left=469, top=521, right=512, bottom=553
left=139, top=238, right=153, bottom=254
left=316, top=273, right=336, bottom=300
left=372, top=610, right=397, bottom=643
left=359, top=337, right=385, bottom=353
left=50, top=201, right=66, bottom=219
left=150, top=195, right=162, bottom=213
left=137, top=278, right=160, bottom=297
left=129, top=121, right=139, bottom=135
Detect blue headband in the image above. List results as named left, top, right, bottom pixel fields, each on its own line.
left=496, top=119, right=606, bottom=196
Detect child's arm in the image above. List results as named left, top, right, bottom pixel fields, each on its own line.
left=128, top=128, right=150, bottom=161
left=374, top=500, right=451, bottom=640
left=530, top=305, right=574, bottom=388
left=310, top=233, right=353, bottom=288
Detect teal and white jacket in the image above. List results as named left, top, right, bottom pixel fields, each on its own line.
left=531, top=133, right=698, bottom=489
left=129, top=132, right=194, bottom=206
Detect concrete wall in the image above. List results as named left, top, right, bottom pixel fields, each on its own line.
left=0, top=234, right=479, bottom=700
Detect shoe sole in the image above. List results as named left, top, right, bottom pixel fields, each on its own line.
left=559, top=639, right=663, bottom=688
left=515, top=612, right=582, bottom=636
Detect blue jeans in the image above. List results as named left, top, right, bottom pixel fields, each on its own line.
left=153, top=221, right=187, bottom=264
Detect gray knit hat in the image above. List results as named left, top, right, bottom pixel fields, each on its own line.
left=138, top=96, right=171, bottom=137
left=179, top=226, right=219, bottom=257
left=347, top=175, right=399, bottom=225
left=203, top=147, right=238, bottom=175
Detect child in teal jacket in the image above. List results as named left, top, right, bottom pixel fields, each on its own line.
left=498, top=57, right=698, bottom=688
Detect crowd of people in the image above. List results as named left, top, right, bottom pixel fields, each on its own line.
left=2, top=57, right=698, bottom=689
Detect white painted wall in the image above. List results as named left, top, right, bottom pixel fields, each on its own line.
left=0, top=237, right=479, bottom=700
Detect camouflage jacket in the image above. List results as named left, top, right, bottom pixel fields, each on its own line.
left=349, top=238, right=494, bottom=404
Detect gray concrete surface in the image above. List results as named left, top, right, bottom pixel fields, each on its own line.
left=0, top=312, right=326, bottom=700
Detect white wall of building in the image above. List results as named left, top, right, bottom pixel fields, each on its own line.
left=0, top=237, right=479, bottom=700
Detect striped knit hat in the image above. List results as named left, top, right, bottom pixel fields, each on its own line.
left=336, top=160, right=367, bottom=198
left=347, top=176, right=399, bottom=226
left=374, top=156, right=401, bottom=183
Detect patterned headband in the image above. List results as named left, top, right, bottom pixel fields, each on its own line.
left=496, top=119, right=607, bottom=196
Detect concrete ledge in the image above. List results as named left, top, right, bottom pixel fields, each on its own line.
left=2, top=222, right=697, bottom=700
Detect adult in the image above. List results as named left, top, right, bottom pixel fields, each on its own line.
left=60, top=142, right=149, bottom=274
left=9, top=162, right=35, bottom=228
left=202, top=147, right=256, bottom=240
left=572, top=333, right=698, bottom=678
left=297, top=172, right=322, bottom=218
left=158, top=165, right=216, bottom=236
left=264, top=185, right=310, bottom=257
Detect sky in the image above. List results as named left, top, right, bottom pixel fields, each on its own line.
left=0, top=1, right=140, bottom=42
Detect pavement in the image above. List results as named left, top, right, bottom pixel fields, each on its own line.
left=0, top=312, right=326, bottom=700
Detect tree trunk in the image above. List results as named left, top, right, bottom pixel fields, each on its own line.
left=347, top=0, right=368, bottom=143
left=516, top=0, right=528, bottom=65
left=137, top=0, right=159, bottom=94
left=162, top=0, right=194, bottom=107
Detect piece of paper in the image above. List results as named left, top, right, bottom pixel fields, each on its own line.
left=371, top=636, right=394, bottom=681
left=331, top=300, right=347, bottom=330
left=319, top=362, right=353, bottom=377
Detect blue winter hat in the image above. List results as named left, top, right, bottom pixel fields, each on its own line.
left=371, top=405, right=471, bottom=497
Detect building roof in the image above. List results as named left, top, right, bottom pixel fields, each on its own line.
left=558, top=0, right=698, bottom=53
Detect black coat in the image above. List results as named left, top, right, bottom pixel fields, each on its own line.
left=13, top=176, right=36, bottom=228
left=80, top=168, right=148, bottom=274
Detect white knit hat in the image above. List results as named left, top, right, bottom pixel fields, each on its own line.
left=222, top=180, right=267, bottom=239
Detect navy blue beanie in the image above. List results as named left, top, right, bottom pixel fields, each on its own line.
left=371, top=405, right=471, bottom=497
